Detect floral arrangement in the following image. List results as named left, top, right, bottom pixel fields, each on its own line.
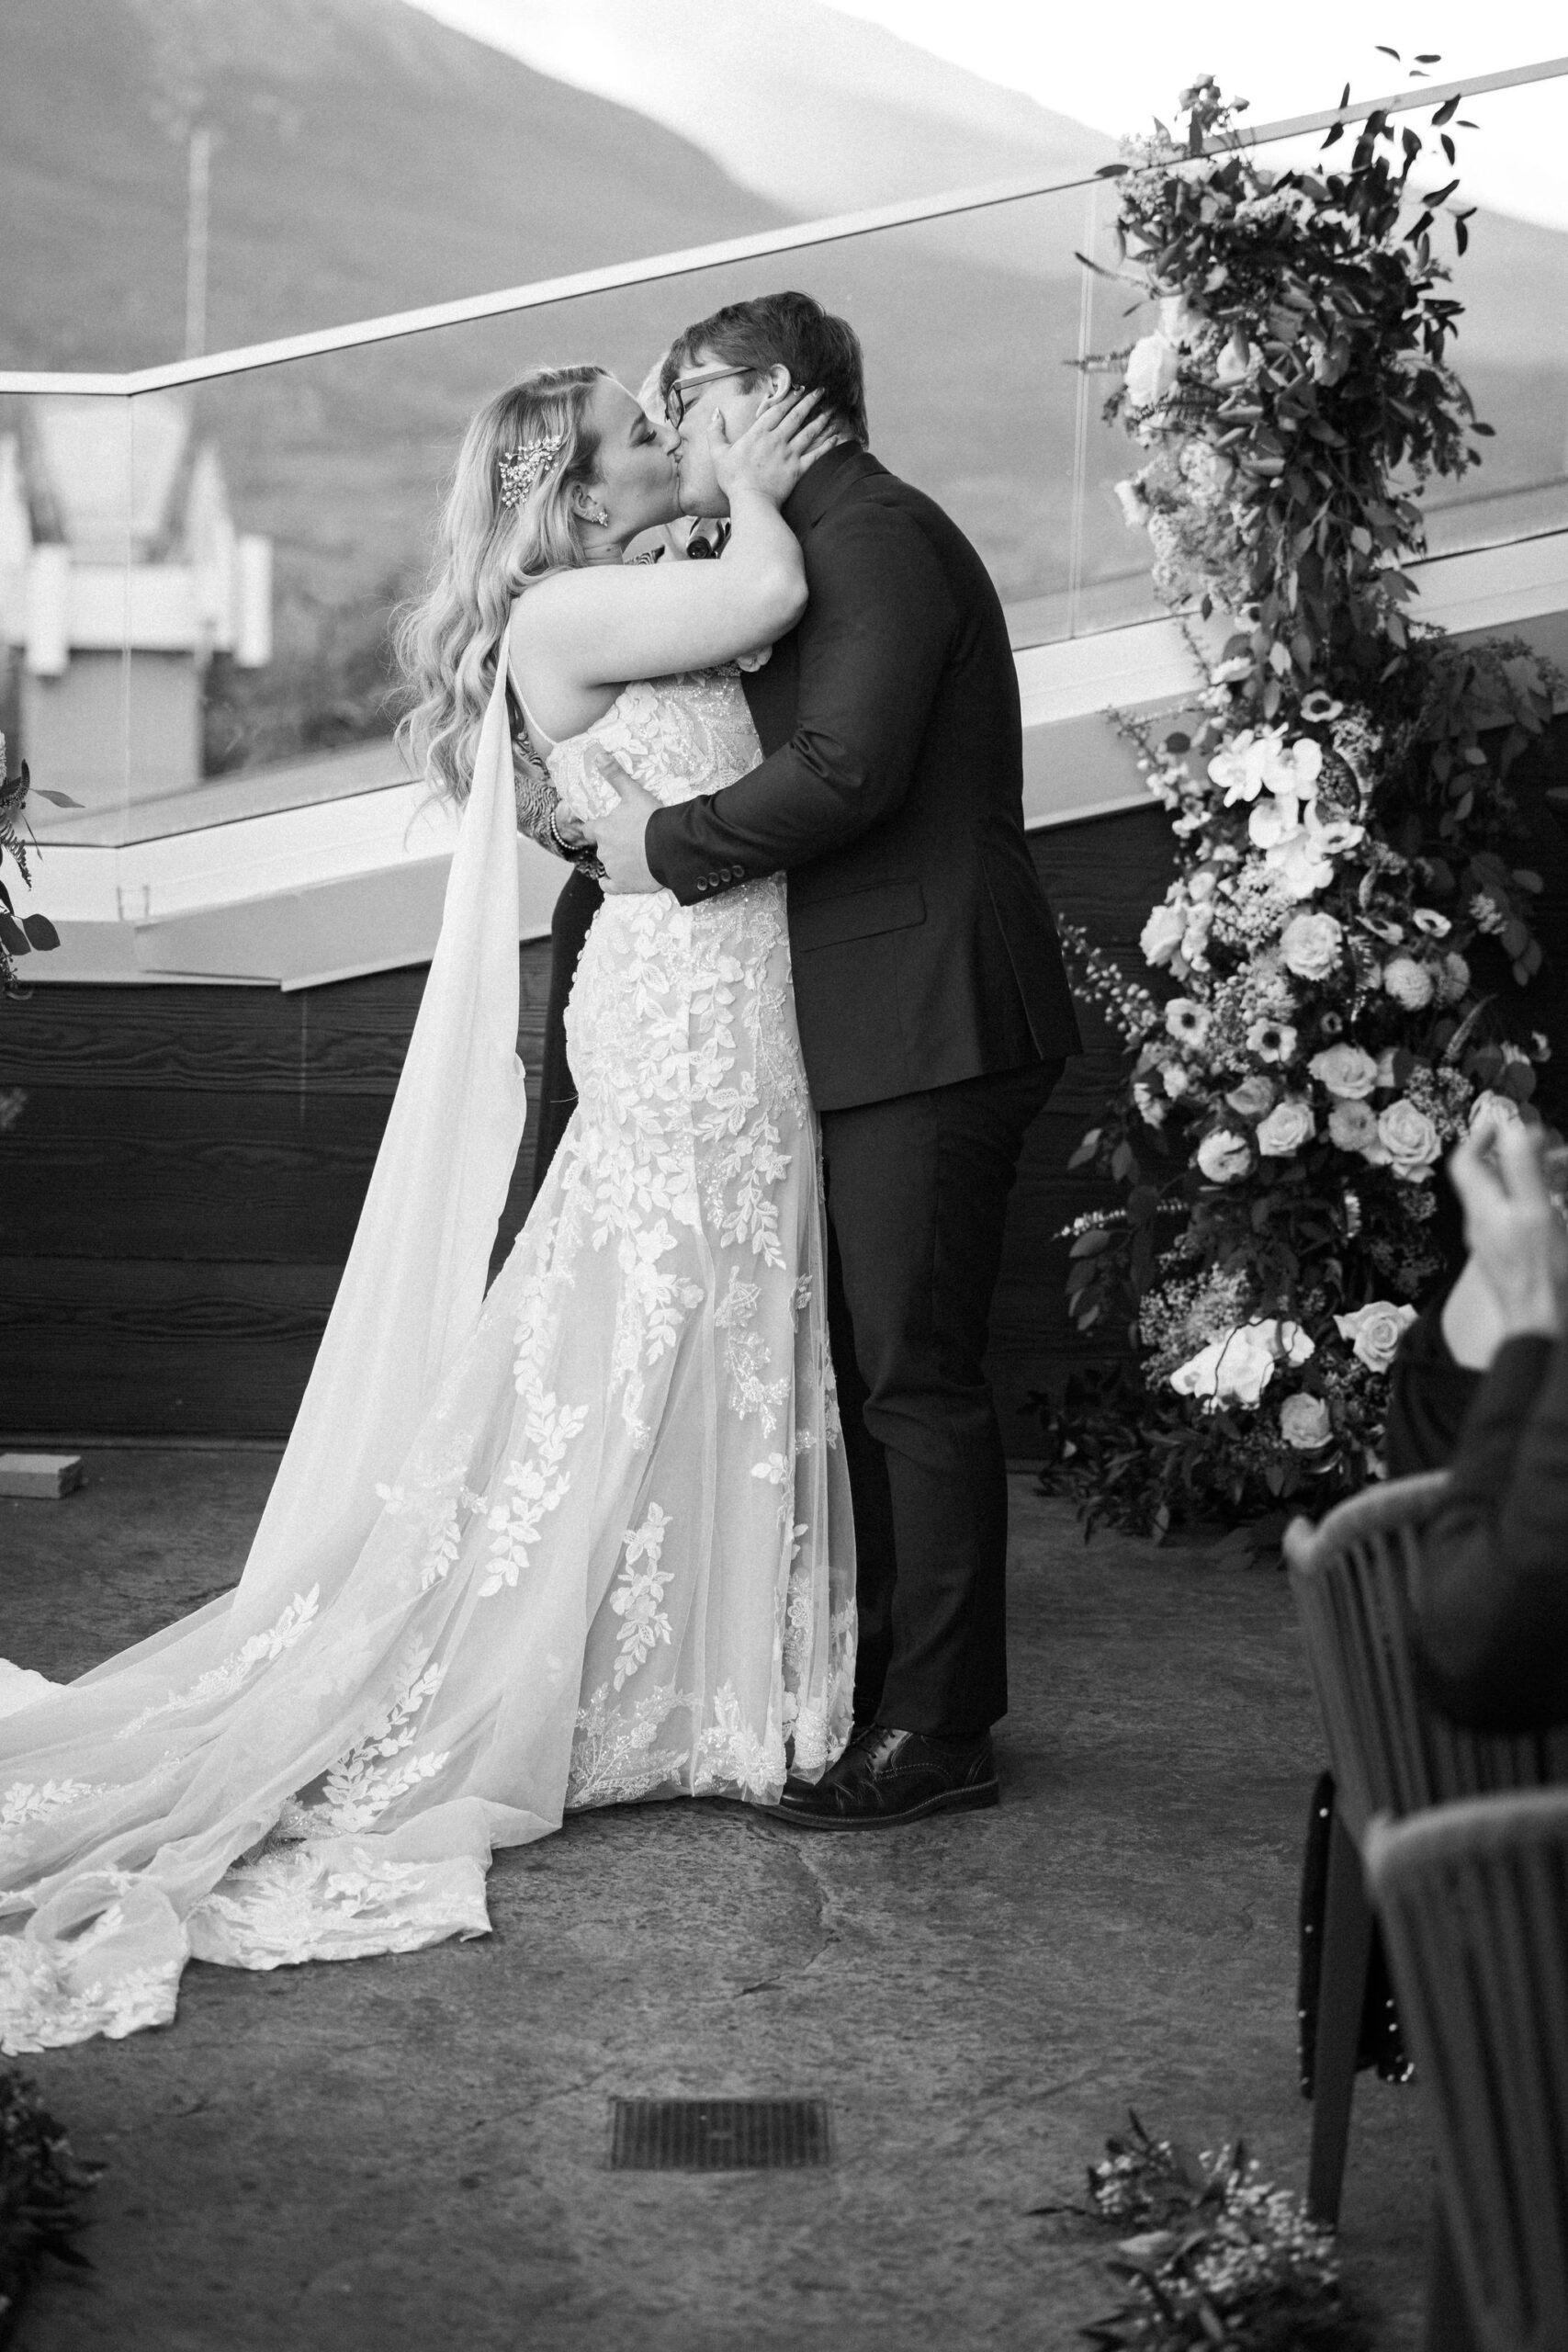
left=1038, top=66, right=1563, bottom=1536
left=0, top=738, right=66, bottom=995
left=0, top=2067, right=101, bottom=2345
left=1038, top=2112, right=1371, bottom=2350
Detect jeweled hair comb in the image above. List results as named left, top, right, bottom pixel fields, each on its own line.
left=498, top=434, right=567, bottom=510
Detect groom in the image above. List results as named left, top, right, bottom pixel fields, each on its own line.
left=573, top=291, right=1080, bottom=1826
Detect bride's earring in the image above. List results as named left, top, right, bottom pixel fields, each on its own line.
left=575, top=491, right=611, bottom=529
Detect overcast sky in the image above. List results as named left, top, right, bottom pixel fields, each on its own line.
left=829, top=1, right=1567, bottom=226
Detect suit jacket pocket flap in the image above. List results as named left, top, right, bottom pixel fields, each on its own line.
left=792, top=881, right=927, bottom=952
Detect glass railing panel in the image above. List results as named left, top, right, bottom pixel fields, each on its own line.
left=2, top=388, right=136, bottom=848
left=9, top=59, right=1563, bottom=848
left=1058, top=172, right=1172, bottom=643
left=1403, top=71, right=1568, bottom=557
left=19, top=185, right=1107, bottom=838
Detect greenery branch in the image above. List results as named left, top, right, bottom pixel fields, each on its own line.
left=0, top=737, right=73, bottom=997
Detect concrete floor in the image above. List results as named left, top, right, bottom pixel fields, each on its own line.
left=4, top=1454, right=1430, bottom=2350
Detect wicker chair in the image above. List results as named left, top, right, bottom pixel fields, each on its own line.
left=1367, top=1791, right=1568, bottom=2352
left=1283, top=1473, right=1568, bottom=2225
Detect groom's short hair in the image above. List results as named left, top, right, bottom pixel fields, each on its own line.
left=662, top=292, right=868, bottom=446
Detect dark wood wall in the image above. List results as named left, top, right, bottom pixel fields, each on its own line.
left=5, top=719, right=1565, bottom=1454
left=0, top=960, right=556, bottom=1442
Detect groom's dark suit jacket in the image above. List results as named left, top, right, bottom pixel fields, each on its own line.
left=644, top=442, right=1081, bottom=1110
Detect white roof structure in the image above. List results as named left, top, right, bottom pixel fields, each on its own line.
left=0, top=395, right=270, bottom=675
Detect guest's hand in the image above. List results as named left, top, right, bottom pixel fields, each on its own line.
left=1449, top=1119, right=1568, bottom=1341
left=579, top=751, right=663, bottom=895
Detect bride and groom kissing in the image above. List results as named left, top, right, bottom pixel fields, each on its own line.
left=0, top=289, right=1080, bottom=2054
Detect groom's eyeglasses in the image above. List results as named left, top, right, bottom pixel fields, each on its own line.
left=664, top=366, right=750, bottom=428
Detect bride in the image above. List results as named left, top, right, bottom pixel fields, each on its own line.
left=0, top=364, right=855, bottom=2052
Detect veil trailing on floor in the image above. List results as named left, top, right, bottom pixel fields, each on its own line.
left=0, top=662, right=529, bottom=2050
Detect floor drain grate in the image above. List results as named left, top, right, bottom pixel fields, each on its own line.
left=608, top=2098, right=831, bottom=2171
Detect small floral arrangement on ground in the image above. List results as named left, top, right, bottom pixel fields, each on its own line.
left=0, top=2066, right=102, bottom=2345
left=1037, top=63, right=1563, bottom=1537
left=0, top=736, right=68, bottom=994
left=1037, top=2112, right=1371, bottom=2350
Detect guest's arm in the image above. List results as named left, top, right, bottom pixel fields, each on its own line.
left=1411, top=1124, right=1568, bottom=1730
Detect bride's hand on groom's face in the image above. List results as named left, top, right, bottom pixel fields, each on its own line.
left=711, top=386, right=833, bottom=507
left=580, top=750, right=663, bottom=894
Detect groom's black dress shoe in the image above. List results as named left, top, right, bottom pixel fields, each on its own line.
left=767, top=1724, right=998, bottom=1830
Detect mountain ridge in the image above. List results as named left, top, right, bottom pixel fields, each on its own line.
left=0, top=0, right=784, bottom=371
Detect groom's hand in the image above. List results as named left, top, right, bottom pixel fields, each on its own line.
left=581, top=751, right=662, bottom=894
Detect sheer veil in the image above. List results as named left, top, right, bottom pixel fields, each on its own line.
left=0, top=660, right=528, bottom=2046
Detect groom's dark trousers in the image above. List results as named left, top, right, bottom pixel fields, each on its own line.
left=537, top=444, right=1081, bottom=1738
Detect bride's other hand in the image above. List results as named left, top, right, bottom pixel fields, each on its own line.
left=711, top=388, right=833, bottom=508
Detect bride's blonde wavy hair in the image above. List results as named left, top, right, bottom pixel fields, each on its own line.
left=394, top=364, right=608, bottom=806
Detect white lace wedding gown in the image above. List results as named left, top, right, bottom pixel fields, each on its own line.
left=0, top=662, right=855, bottom=2052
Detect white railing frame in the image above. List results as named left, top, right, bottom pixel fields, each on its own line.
left=2, top=56, right=1564, bottom=399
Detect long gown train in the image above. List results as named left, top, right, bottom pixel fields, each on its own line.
left=0, top=661, right=854, bottom=2052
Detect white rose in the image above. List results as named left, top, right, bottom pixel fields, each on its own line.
left=1141, top=902, right=1187, bottom=967
left=1309, top=1044, right=1379, bottom=1100
left=1334, top=1299, right=1418, bottom=1373
left=1280, top=912, right=1343, bottom=980
left=1383, top=956, right=1435, bottom=1011
left=1280, top=1393, right=1333, bottom=1451
left=1256, top=1099, right=1315, bottom=1157
left=1170, top=1317, right=1314, bottom=1408
left=1125, top=333, right=1179, bottom=410
left=1196, top=1128, right=1253, bottom=1183
left=1377, top=1097, right=1441, bottom=1179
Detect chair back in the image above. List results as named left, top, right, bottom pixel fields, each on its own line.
left=1284, top=1474, right=1568, bottom=1843
left=1367, top=1792, right=1568, bottom=2352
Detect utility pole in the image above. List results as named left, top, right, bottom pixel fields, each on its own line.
left=185, top=125, right=211, bottom=360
